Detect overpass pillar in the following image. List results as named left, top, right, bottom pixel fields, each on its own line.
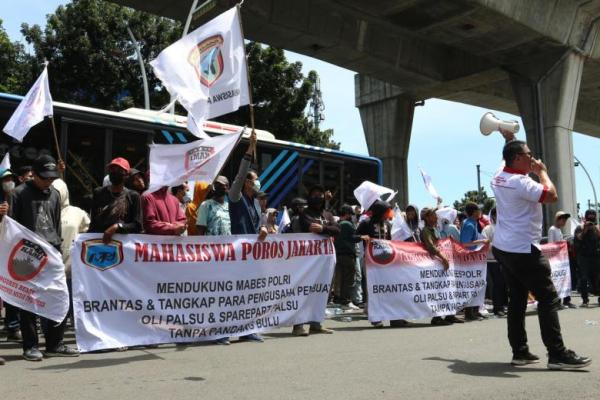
left=509, top=51, right=584, bottom=225
left=355, top=74, right=414, bottom=208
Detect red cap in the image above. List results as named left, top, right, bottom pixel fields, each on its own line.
left=107, top=157, right=131, bottom=173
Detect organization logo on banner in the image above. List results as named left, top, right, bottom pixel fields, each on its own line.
left=7, top=239, right=49, bottom=281
left=81, top=239, right=124, bottom=271
left=185, top=145, right=216, bottom=171
left=188, top=35, right=225, bottom=87
left=369, top=240, right=396, bottom=266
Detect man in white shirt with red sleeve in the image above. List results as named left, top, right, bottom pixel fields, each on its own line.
left=491, top=134, right=590, bottom=370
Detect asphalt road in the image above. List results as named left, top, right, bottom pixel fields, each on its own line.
left=2, top=302, right=600, bottom=400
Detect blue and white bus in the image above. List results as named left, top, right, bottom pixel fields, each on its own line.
left=0, top=92, right=382, bottom=211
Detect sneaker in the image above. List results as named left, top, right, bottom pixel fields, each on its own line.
left=494, top=310, right=507, bottom=318
left=548, top=350, right=591, bottom=370
left=215, top=337, right=231, bottom=345
left=292, top=326, right=309, bottom=336
left=390, top=319, right=408, bottom=327
left=6, top=329, right=22, bottom=342
left=511, top=351, right=540, bottom=366
left=581, top=302, right=589, bottom=308
left=444, top=315, right=464, bottom=324
left=239, top=333, right=264, bottom=343
left=23, top=347, right=43, bottom=361
left=45, top=344, right=80, bottom=357
left=566, top=303, right=578, bottom=309
left=309, top=326, right=334, bottom=334
left=431, top=317, right=451, bottom=326
left=342, top=302, right=360, bottom=311
left=372, top=321, right=384, bottom=329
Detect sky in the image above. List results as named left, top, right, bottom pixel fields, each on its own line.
left=2, top=0, right=599, bottom=212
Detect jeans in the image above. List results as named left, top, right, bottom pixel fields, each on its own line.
left=20, top=309, right=67, bottom=351
left=487, top=261, right=508, bottom=312
left=576, top=255, right=600, bottom=303
left=492, top=245, right=566, bottom=357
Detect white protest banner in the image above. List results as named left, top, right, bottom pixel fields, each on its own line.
left=147, top=129, right=242, bottom=193
left=72, top=233, right=335, bottom=352
left=541, top=241, right=571, bottom=299
left=419, top=167, right=441, bottom=201
left=0, top=217, right=69, bottom=323
left=150, top=7, right=249, bottom=121
left=3, top=64, right=53, bottom=142
left=366, top=239, right=487, bottom=321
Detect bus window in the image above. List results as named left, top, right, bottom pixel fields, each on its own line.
left=112, top=129, right=149, bottom=172
left=64, top=123, right=106, bottom=210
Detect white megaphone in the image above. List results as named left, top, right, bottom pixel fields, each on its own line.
left=480, top=112, right=520, bottom=136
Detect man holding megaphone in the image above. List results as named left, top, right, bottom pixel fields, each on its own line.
left=488, top=125, right=591, bottom=370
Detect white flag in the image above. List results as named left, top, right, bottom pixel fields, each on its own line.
left=353, top=181, right=397, bottom=211
left=3, top=65, right=53, bottom=142
left=419, top=167, right=441, bottom=201
left=150, top=7, right=249, bottom=121
left=186, top=113, right=210, bottom=139
left=278, top=206, right=291, bottom=232
left=0, top=217, right=69, bottom=323
left=147, top=129, right=243, bottom=193
left=0, top=152, right=10, bottom=170
left=391, top=206, right=413, bottom=241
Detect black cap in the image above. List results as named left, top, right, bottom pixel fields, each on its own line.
left=33, top=155, right=59, bottom=179
left=129, top=168, right=144, bottom=177
left=291, top=197, right=307, bottom=207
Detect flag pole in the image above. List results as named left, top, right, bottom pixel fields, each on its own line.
left=236, top=3, right=256, bottom=163
left=48, top=117, right=64, bottom=178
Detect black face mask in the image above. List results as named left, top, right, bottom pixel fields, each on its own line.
left=307, top=196, right=324, bottom=208
left=109, top=172, right=126, bottom=186
left=213, top=188, right=227, bottom=198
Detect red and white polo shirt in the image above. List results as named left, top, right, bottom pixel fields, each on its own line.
left=491, top=167, right=548, bottom=254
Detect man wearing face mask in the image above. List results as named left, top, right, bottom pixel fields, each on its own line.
left=292, top=185, right=340, bottom=336
left=228, top=131, right=268, bottom=241
left=10, top=155, right=79, bottom=361
left=196, top=176, right=231, bottom=236
left=227, top=131, right=266, bottom=343
left=89, top=158, right=142, bottom=244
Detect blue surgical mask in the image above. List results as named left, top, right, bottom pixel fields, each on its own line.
left=253, top=180, right=261, bottom=193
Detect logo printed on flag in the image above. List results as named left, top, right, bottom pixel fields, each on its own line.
left=189, top=35, right=225, bottom=87
left=7, top=239, right=49, bottom=281
left=369, top=240, right=396, bottom=266
left=81, top=239, right=124, bottom=271
left=184, top=145, right=216, bottom=171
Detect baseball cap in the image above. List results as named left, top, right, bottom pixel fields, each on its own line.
left=554, top=211, right=570, bottom=220
left=214, top=175, right=230, bottom=186
left=129, top=168, right=144, bottom=177
left=0, top=169, right=14, bottom=179
left=107, top=157, right=130, bottom=173
left=33, top=155, right=59, bottom=179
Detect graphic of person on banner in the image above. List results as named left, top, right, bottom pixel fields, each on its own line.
left=292, top=184, right=340, bottom=336
left=89, top=158, right=142, bottom=243
left=420, top=208, right=464, bottom=326
left=9, top=155, right=78, bottom=361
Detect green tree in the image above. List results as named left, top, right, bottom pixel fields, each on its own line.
left=0, top=18, right=34, bottom=94
left=217, top=44, right=339, bottom=149
left=20, top=0, right=182, bottom=110
left=453, top=189, right=495, bottom=214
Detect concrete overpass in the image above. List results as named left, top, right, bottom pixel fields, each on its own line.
left=111, top=0, right=600, bottom=220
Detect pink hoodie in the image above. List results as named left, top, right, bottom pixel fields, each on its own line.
left=142, top=187, right=186, bottom=235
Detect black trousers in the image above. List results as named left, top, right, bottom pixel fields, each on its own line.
left=4, top=302, right=20, bottom=331
left=336, top=254, right=357, bottom=305
left=492, top=246, right=566, bottom=357
left=577, top=255, right=600, bottom=303
left=487, top=261, right=508, bottom=312
left=20, top=309, right=67, bottom=351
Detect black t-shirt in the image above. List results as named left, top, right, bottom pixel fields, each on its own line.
left=574, top=224, right=600, bottom=257
left=89, top=186, right=142, bottom=234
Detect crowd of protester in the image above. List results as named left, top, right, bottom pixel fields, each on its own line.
left=1, top=130, right=599, bottom=365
